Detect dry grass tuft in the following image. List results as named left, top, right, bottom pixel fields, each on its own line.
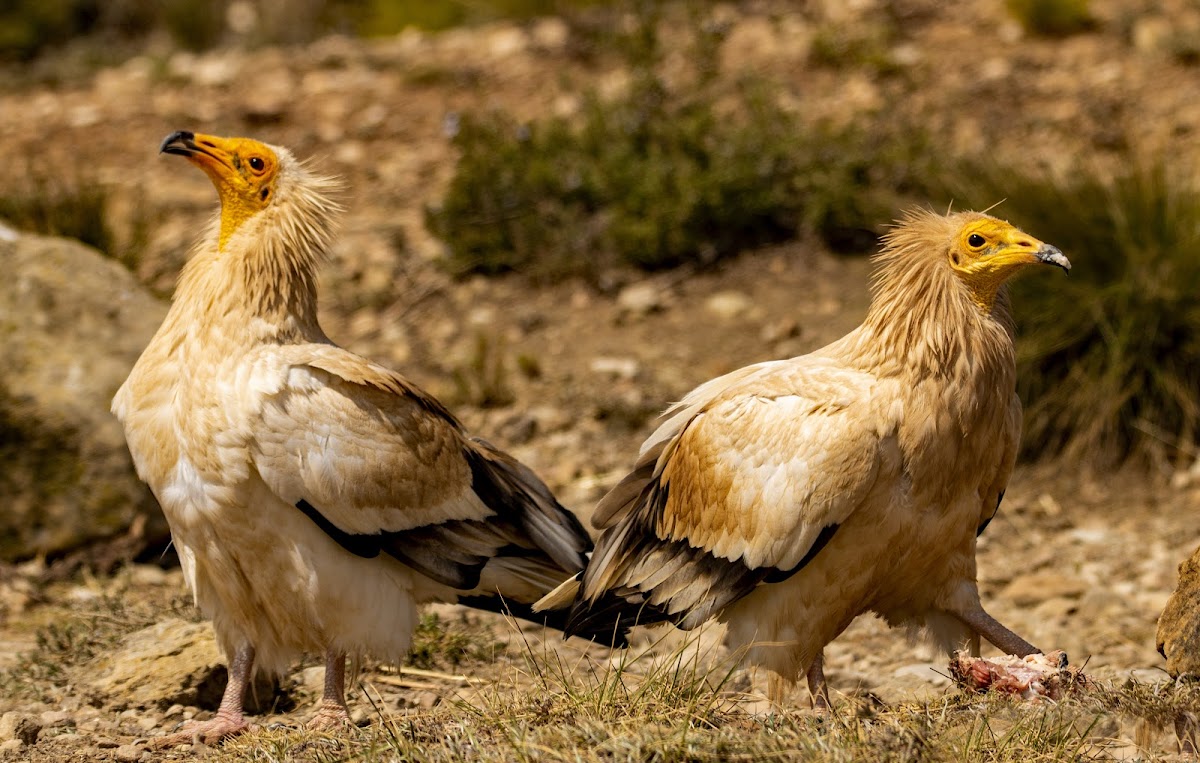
left=6, top=596, right=1196, bottom=760
left=214, top=622, right=1195, bottom=761
left=215, top=674, right=1185, bottom=762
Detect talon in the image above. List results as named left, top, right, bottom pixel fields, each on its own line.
left=306, top=706, right=353, bottom=731
left=151, top=713, right=250, bottom=749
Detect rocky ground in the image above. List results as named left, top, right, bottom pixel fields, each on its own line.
left=3, top=0, right=1200, bottom=760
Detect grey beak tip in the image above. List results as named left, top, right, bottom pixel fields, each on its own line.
left=1036, top=244, right=1071, bottom=273
left=160, top=130, right=196, bottom=156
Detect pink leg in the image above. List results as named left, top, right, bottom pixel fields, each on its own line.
left=306, top=649, right=352, bottom=730
left=806, top=651, right=831, bottom=711
left=956, top=608, right=1039, bottom=657
left=154, top=643, right=254, bottom=748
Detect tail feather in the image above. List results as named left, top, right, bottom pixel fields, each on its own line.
left=564, top=526, right=784, bottom=641
left=459, top=592, right=631, bottom=648
left=563, top=588, right=664, bottom=648
left=477, top=556, right=573, bottom=604
left=532, top=573, right=581, bottom=613
left=466, top=437, right=590, bottom=573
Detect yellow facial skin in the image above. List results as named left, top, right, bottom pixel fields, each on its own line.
left=948, top=217, right=1071, bottom=311
left=160, top=131, right=280, bottom=249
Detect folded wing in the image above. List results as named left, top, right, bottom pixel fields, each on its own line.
left=566, top=358, right=890, bottom=639
left=247, top=344, right=590, bottom=600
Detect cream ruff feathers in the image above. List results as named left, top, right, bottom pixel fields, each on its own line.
left=113, top=132, right=593, bottom=744
left=546, top=209, right=1072, bottom=706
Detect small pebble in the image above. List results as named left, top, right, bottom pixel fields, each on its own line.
left=114, top=743, right=146, bottom=762
left=1128, top=667, right=1172, bottom=685
left=616, top=282, right=664, bottom=316
left=589, top=356, right=640, bottom=380
left=704, top=290, right=754, bottom=321
left=39, top=710, right=73, bottom=728
left=127, top=565, right=169, bottom=586
left=75, top=708, right=102, bottom=723
left=761, top=318, right=800, bottom=343
left=417, top=691, right=440, bottom=709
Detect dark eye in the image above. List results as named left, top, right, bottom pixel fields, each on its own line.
left=968, top=233, right=986, bottom=247
left=248, top=156, right=265, bottom=171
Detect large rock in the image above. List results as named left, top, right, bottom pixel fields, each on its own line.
left=85, top=619, right=277, bottom=711
left=0, top=228, right=166, bottom=561
left=1157, top=544, right=1200, bottom=677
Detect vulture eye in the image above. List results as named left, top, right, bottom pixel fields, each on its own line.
left=248, top=156, right=265, bottom=171
left=967, top=233, right=986, bottom=248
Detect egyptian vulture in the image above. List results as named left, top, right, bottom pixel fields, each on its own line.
left=113, top=132, right=595, bottom=744
left=540, top=209, right=1072, bottom=705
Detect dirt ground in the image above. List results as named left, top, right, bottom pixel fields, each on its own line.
left=2, top=1, right=1200, bottom=760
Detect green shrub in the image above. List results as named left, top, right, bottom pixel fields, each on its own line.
left=0, top=169, right=111, bottom=255
left=0, top=0, right=100, bottom=61
left=0, top=0, right=197, bottom=62
left=933, top=159, right=1200, bottom=464
left=1006, top=0, right=1093, bottom=37
left=329, top=0, right=604, bottom=36
left=161, top=0, right=226, bottom=51
left=809, top=19, right=899, bottom=73
left=427, top=85, right=800, bottom=280
left=0, top=0, right=606, bottom=63
left=406, top=611, right=502, bottom=669
left=427, top=10, right=929, bottom=281
left=450, top=331, right=516, bottom=409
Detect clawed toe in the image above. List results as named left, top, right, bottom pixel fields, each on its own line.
left=306, top=704, right=353, bottom=732
left=152, top=713, right=251, bottom=749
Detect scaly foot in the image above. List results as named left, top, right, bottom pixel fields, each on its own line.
left=152, top=710, right=251, bottom=748
left=305, top=700, right=353, bottom=731
left=306, top=649, right=354, bottom=731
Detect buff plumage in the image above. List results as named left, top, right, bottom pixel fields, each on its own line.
left=541, top=209, right=1071, bottom=706
left=114, top=132, right=593, bottom=744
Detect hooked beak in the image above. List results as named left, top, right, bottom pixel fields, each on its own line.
left=159, top=130, right=199, bottom=157
left=159, top=130, right=239, bottom=187
left=1034, top=243, right=1071, bottom=273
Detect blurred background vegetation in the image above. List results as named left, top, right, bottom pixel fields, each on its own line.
left=3, top=0, right=1197, bottom=469
left=0, top=0, right=1103, bottom=62
left=425, top=11, right=931, bottom=281
left=0, top=0, right=608, bottom=61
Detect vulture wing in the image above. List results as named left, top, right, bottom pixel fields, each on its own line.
left=976, top=395, right=1021, bottom=537
left=566, top=356, right=892, bottom=638
left=246, top=343, right=590, bottom=595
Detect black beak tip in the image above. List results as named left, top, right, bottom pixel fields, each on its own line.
left=160, top=130, right=196, bottom=156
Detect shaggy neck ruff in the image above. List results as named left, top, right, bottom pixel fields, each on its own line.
left=172, top=160, right=342, bottom=345
left=852, top=211, right=1018, bottom=391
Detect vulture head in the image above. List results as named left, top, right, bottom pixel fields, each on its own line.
left=160, top=130, right=340, bottom=258
left=945, top=214, right=1071, bottom=310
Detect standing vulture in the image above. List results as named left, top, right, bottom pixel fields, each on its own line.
left=539, top=209, right=1072, bottom=705
left=113, top=132, right=595, bottom=744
